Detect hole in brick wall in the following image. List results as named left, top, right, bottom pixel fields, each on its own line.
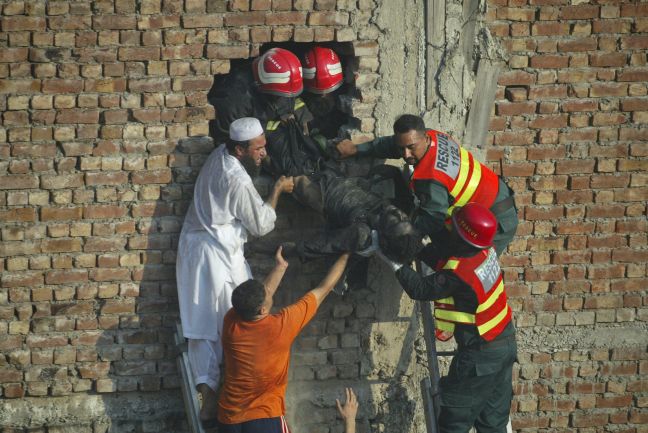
left=207, top=42, right=357, bottom=148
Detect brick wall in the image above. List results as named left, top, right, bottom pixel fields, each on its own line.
left=1, top=0, right=647, bottom=432
left=486, top=1, right=648, bottom=431
left=0, top=1, right=395, bottom=432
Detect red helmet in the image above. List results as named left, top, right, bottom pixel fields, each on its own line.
left=451, top=203, right=497, bottom=249
left=302, top=46, right=343, bottom=94
left=252, top=48, right=303, bottom=97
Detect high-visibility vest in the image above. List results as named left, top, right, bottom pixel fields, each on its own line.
left=411, top=130, right=499, bottom=216
left=434, top=248, right=512, bottom=342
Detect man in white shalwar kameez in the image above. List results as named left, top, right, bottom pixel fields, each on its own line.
left=176, top=117, right=294, bottom=425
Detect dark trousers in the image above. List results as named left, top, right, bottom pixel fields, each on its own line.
left=438, top=338, right=517, bottom=433
left=218, top=415, right=289, bottom=433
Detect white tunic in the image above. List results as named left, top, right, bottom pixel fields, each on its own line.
left=177, top=144, right=276, bottom=340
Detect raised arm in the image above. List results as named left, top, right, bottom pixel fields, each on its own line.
left=309, top=253, right=350, bottom=307
left=263, top=246, right=289, bottom=297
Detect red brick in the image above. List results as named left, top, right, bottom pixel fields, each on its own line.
left=0, top=175, right=39, bottom=190
left=56, top=109, right=100, bottom=124
left=560, top=5, right=599, bottom=20
left=93, top=16, right=137, bottom=30
left=308, top=11, right=349, bottom=26
left=557, top=38, right=597, bottom=52
left=618, top=68, right=648, bottom=82
left=593, top=112, right=628, bottom=126
left=131, top=169, right=172, bottom=184
left=532, top=21, right=569, bottom=36
left=206, top=44, right=250, bottom=59
left=494, top=131, right=535, bottom=146
left=41, top=79, right=84, bottom=94
left=0, top=79, right=41, bottom=94
left=118, top=47, right=160, bottom=61
left=621, top=35, right=648, bottom=50
left=2, top=16, right=46, bottom=31
left=173, top=77, right=213, bottom=92
left=621, top=98, right=648, bottom=112
left=0, top=48, right=28, bottom=63
left=4, top=383, right=25, bottom=398
left=529, top=85, right=568, bottom=99
left=1, top=271, right=44, bottom=288
left=590, top=52, right=628, bottom=67
left=223, top=12, right=266, bottom=26
left=181, top=15, right=225, bottom=28
left=530, top=55, right=569, bottom=68
left=45, top=269, right=88, bottom=285
left=562, top=100, right=597, bottom=112
left=41, top=207, right=83, bottom=221
left=84, top=205, right=128, bottom=219
left=496, top=101, right=536, bottom=115
left=0, top=208, right=36, bottom=222
left=90, top=268, right=131, bottom=282
left=590, top=83, right=628, bottom=97
left=101, top=299, right=136, bottom=314
left=84, top=237, right=127, bottom=252
left=128, top=78, right=172, bottom=93
left=555, top=190, right=593, bottom=204
left=592, top=19, right=632, bottom=34
left=571, top=413, right=608, bottom=428
left=265, top=11, right=307, bottom=25
left=530, top=114, right=568, bottom=129
left=591, top=175, right=629, bottom=189
left=612, top=248, right=648, bottom=263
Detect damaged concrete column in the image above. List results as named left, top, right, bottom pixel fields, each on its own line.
left=423, top=0, right=506, bottom=151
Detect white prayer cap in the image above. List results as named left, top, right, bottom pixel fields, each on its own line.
left=229, top=117, right=264, bottom=142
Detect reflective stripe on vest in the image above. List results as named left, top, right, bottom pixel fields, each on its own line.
left=266, top=98, right=306, bottom=131
left=411, top=130, right=498, bottom=217
left=432, top=248, right=511, bottom=341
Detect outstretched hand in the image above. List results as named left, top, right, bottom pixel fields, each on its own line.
left=336, top=387, right=359, bottom=422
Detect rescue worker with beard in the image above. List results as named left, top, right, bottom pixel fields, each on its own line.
left=176, top=117, right=294, bottom=427
left=378, top=203, right=517, bottom=433
left=336, top=114, right=519, bottom=255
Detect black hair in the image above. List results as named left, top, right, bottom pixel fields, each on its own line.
left=225, top=137, right=250, bottom=154
left=378, top=205, right=423, bottom=263
left=393, top=114, right=426, bottom=135
left=231, top=279, right=266, bottom=321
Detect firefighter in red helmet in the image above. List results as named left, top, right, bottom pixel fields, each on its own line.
left=301, top=46, right=349, bottom=157
left=209, top=47, right=328, bottom=177
left=378, top=202, right=517, bottom=433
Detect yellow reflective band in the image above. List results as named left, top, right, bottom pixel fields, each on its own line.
left=443, top=260, right=460, bottom=270
left=477, top=304, right=509, bottom=335
left=436, top=321, right=455, bottom=331
left=449, top=148, right=471, bottom=198
left=294, top=98, right=305, bottom=110
left=455, top=157, right=481, bottom=208
left=435, top=309, right=475, bottom=324
left=476, top=280, right=504, bottom=313
left=266, top=120, right=280, bottom=131
left=436, top=297, right=455, bottom=305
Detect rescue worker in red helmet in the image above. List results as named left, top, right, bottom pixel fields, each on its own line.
left=336, top=114, right=519, bottom=255
left=301, top=46, right=349, bottom=157
left=208, top=47, right=328, bottom=178
left=378, top=202, right=517, bottom=433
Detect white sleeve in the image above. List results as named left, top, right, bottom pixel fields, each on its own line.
left=230, top=181, right=277, bottom=237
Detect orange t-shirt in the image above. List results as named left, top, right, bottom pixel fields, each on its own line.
left=217, top=292, right=318, bottom=424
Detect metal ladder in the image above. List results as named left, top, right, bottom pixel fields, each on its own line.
left=419, top=300, right=457, bottom=433
left=175, top=322, right=206, bottom=433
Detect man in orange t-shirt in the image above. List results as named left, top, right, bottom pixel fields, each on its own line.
left=217, top=247, right=350, bottom=432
